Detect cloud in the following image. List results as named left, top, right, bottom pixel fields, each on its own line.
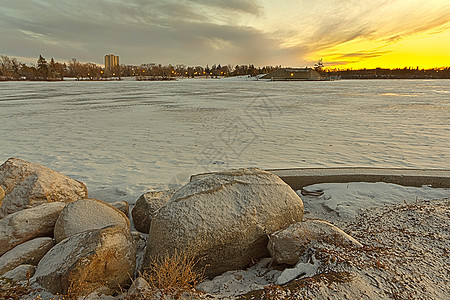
left=271, top=0, right=450, bottom=65
left=0, top=0, right=275, bottom=65
left=0, top=0, right=449, bottom=67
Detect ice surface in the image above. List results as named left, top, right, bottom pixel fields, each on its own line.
left=1, top=79, right=449, bottom=204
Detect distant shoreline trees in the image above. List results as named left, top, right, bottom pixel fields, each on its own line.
left=1, top=54, right=449, bottom=81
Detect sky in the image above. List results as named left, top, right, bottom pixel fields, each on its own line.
left=1, top=0, right=449, bottom=69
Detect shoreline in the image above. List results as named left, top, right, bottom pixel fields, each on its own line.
left=192, top=167, right=450, bottom=190
left=1, top=159, right=449, bottom=299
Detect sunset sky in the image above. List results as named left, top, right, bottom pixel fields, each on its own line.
left=0, top=0, right=449, bottom=68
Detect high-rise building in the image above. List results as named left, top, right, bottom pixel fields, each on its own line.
left=104, top=54, right=119, bottom=74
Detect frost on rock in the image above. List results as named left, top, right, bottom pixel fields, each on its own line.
left=268, top=219, right=362, bottom=265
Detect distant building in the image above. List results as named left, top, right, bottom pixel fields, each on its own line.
left=260, top=68, right=323, bottom=81
left=104, top=54, right=119, bottom=75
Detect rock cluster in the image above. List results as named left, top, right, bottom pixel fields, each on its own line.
left=0, top=158, right=136, bottom=297
left=1, top=158, right=363, bottom=298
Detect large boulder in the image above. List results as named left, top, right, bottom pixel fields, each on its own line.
left=144, top=168, right=304, bottom=277
left=0, top=202, right=65, bottom=256
left=33, top=225, right=136, bottom=295
left=268, top=219, right=363, bottom=265
left=0, top=237, right=54, bottom=275
left=54, top=198, right=130, bottom=243
left=0, top=158, right=88, bottom=217
left=131, top=190, right=175, bottom=233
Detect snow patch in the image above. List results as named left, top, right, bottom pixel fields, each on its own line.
left=276, top=256, right=320, bottom=285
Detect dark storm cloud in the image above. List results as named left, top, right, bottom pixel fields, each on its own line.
left=0, top=0, right=275, bottom=65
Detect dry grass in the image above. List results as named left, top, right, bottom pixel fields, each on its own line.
left=0, top=277, right=35, bottom=300
left=138, top=250, right=206, bottom=299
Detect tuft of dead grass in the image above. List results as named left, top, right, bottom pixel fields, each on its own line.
left=139, top=250, right=206, bottom=299
left=0, top=277, right=35, bottom=300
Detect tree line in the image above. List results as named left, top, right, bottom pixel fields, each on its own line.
left=0, top=55, right=282, bottom=81
left=319, top=67, right=450, bottom=79
left=1, top=54, right=449, bottom=81
left=0, top=55, right=105, bottom=81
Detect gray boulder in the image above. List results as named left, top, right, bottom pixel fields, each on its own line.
left=54, top=198, right=130, bottom=243
left=268, top=219, right=363, bottom=265
left=144, top=168, right=304, bottom=277
left=0, top=237, right=54, bottom=275
left=0, top=157, right=88, bottom=217
left=1, top=264, right=35, bottom=282
left=33, top=225, right=136, bottom=295
left=131, top=190, right=175, bottom=233
left=0, top=202, right=65, bottom=256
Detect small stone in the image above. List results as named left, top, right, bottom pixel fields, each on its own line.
left=131, top=190, right=175, bottom=233
left=111, top=200, right=130, bottom=217
left=1, top=264, right=35, bottom=282
left=0, top=237, right=54, bottom=275
left=127, top=277, right=151, bottom=296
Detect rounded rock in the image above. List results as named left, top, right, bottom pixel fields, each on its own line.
left=54, top=198, right=130, bottom=243
left=131, top=190, right=175, bottom=233
left=33, top=225, right=136, bottom=295
left=268, top=219, right=363, bottom=265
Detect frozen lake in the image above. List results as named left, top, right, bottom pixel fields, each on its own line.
left=1, top=79, right=449, bottom=203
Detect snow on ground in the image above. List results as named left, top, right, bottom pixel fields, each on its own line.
left=299, top=182, right=450, bottom=223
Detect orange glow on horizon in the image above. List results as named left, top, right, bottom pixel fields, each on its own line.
left=314, top=26, right=450, bottom=69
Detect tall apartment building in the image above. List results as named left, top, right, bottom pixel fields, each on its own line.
left=104, top=54, right=119, bottom=74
